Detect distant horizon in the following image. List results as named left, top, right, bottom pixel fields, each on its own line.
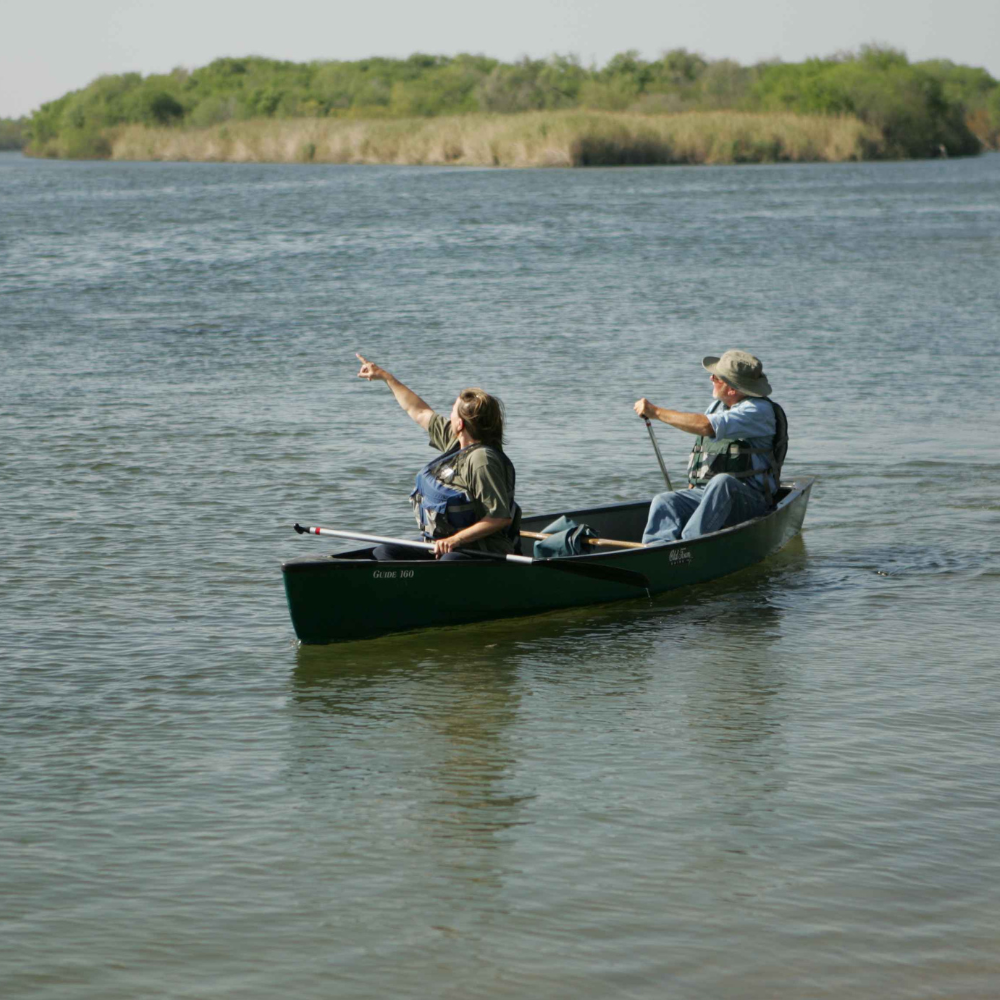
left=4, top=42, right=1000, bottom=121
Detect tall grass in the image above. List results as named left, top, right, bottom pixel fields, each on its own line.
left=110, top=111, right=883, bottom=166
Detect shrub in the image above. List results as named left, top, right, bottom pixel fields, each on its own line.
left=127, top=89, right=185, bottom=125
left=23, top=47, right=998, bottom=159
left=753, top=47, right=984, bottom=156
left=188, top=94, right=238, bottom=127
left=579, top=77, right=641, bottom=111
left=59, top=126, right=112, bottom=158
left=0, top=117, right=27, bottom=150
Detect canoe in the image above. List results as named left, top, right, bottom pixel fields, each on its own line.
left=283, top=477, right=813, bottom=644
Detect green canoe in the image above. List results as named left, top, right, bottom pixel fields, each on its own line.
left=283, top=478, right=813, bottom=644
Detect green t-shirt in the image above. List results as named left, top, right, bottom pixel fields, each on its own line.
left=424, top=413, right=515, bottom=554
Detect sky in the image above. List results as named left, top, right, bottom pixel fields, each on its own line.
left=2, top=0, right=999, bottom=118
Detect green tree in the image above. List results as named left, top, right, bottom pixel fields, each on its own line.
left=22, top=47, right=997, bottom=158
left=0, top=117, right=26, bottom=150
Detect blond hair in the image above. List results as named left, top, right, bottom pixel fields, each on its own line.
left=457, top=387, right=505, bottom=448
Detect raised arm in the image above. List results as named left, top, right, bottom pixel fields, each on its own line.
left=356, top=353, right=434, bottom=431
left=634, top=397, right=713, bottom=437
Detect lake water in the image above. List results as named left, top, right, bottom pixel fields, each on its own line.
left=2, top=150, right=999, bottom=998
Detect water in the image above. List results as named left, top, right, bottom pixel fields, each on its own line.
left=2, top=150, right=999, bottom=998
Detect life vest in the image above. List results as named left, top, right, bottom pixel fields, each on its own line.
left=410, top=443, right=521, bottom=542
left=687, top=398, right=788, bottom=504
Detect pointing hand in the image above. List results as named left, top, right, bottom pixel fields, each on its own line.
left=356, top=353, right=388, bottom=382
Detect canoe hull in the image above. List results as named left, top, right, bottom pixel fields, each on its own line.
left=283, top=479, right=813, bottom=644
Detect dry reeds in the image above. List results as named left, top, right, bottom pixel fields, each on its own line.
left=109, top=111, right=883, bottom=167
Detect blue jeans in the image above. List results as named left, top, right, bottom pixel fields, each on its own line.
left=642, top=474, right=770, bottom=544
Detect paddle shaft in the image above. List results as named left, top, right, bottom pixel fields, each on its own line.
left=295, top=525, right=534, bottom=563
left=644, top=417, right=673, bottom=491
left=519, top=530, right=645, bottom=550
left=293, top=524, right=653, bottom=590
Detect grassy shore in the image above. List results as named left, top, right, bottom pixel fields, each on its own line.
left=107, top=111, right=884, bottom=166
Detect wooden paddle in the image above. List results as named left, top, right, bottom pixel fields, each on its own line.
left=293, top=524, right=652, bottom=590
left=519, top=530, right=645, bottom=550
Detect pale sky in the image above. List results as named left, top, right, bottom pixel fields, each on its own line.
left=2, top=0, right=998, bottom=118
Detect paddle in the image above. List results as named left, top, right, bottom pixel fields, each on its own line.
left=519, top=529, right=645, bottom=550
left=643, top=417, right=673, bottom=490
left=293, top=524, right=652, bottom=590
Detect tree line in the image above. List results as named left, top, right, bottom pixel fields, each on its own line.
left=20, top=46, right=1000, bottom=160
left=0, top=117, right=26, bottom=150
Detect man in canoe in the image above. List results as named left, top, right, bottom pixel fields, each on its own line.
left=634, top=350, right=787, bottom=543
left=356, top=354, right=520, bottom=560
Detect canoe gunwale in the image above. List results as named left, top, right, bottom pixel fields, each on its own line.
left=518, top=478, right=810, bottom=562
left=283, top=478, right=814, bottom=571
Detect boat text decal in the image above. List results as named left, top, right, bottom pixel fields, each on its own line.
left=669, top=548, right=692, bottom=565
left=372, top=569, right=415, bottom=580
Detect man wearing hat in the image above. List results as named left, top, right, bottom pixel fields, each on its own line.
left=633, top=350, right=787, bottom=543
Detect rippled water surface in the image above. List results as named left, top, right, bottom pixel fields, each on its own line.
left=2, top=151, right=999, bottom=998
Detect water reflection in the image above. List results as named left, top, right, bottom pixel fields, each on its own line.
left=291, top=629, right=527, bottom=854
left=651, top=538, right=807, bottom=888
left=287, top=537, right=808, bottom=869
left=668, top=536, right=806, bottom=755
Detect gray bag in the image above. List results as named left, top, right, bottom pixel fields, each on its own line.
left=532, top=516, right=597, bottom=558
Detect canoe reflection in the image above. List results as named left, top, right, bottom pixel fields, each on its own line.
left=285, top=536, right=808, bottom=879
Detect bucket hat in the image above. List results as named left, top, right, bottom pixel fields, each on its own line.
left=702, top=350, right=771, bottom=397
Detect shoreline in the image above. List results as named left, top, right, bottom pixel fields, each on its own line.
left=36, top=111, right=887, bottom=167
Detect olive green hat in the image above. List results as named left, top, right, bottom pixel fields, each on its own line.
left=702, top=350, right=772, bottom=398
